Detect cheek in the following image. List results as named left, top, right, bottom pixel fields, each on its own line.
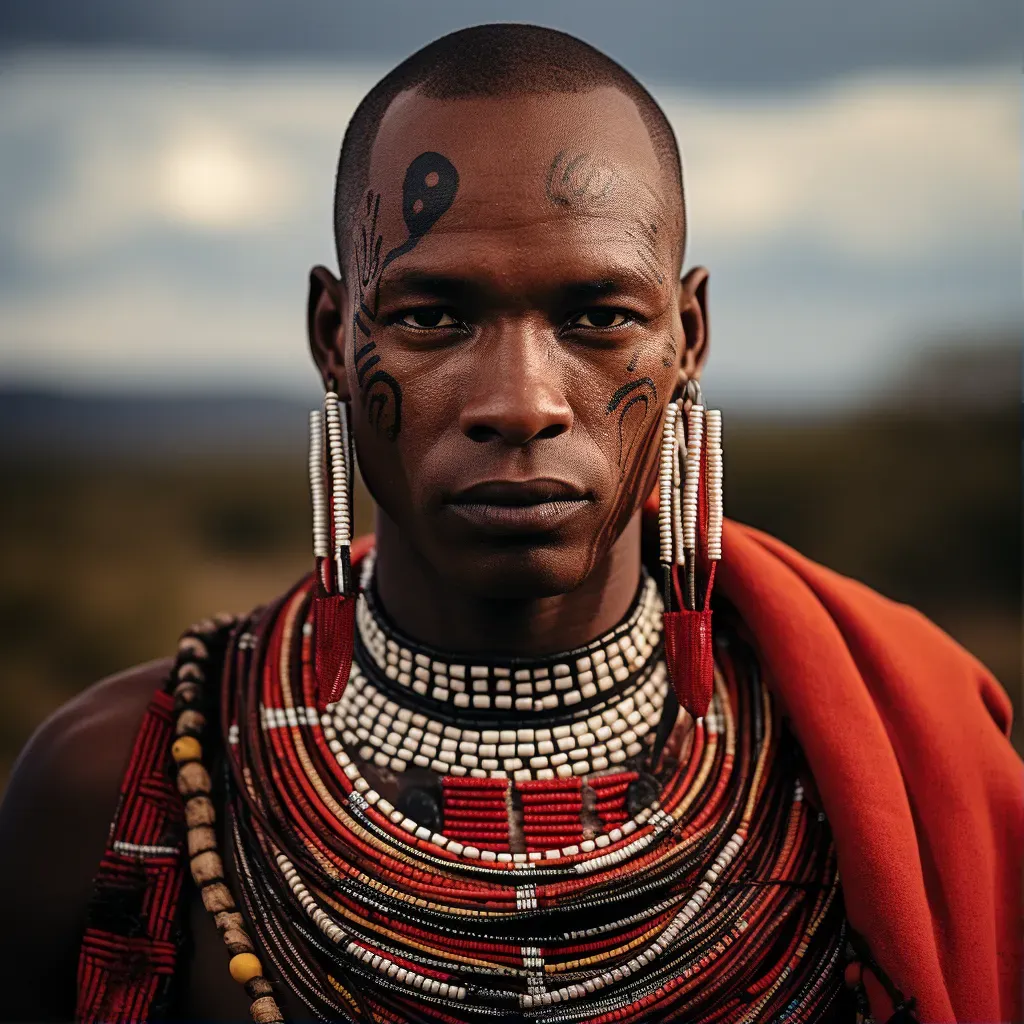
left=584, top=362, right=677, bottom=551
left=352, top=360, right=458, bottom=513
left=605, top=377, right=659, bottom=467
left=585, top=356, right=677, bottom=475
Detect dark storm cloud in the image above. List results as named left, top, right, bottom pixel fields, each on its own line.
left=0, top=0, right=1019, bottom=87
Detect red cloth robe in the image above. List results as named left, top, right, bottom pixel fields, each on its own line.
left=716, top=520, right=1021, bottom=1023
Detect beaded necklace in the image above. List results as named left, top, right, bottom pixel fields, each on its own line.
left=334, top=560, right=668, bottom=784
left=356, top=554, right=663, bottom=717
left=171, top=567, right=850, bottom=1022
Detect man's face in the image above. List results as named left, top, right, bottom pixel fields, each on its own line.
left=318, top=87, right=706, bottom=599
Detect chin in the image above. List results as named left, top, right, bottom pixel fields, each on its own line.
left=435, top=537, right=595, bottom=600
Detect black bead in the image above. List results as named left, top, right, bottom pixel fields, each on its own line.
left=395, top=784, right=442, bottom=832
left=626, top=772, right=660, bottom=815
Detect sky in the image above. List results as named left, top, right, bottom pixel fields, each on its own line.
left=0, top=2, right=1019, bottom=410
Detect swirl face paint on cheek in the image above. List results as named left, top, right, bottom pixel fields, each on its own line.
left=607, top=377, right=658, bottom=467
left=579, top=370, right=664, bottom=576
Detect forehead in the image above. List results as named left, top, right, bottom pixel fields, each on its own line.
left=365, top=86, right=672, bottom=240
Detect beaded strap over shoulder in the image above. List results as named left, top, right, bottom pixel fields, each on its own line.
left=76, top=615, right=237, bottom=1024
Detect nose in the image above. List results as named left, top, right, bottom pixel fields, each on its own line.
left=459, top=326, right=574, bottom=446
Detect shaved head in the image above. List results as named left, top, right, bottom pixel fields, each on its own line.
left=333, top=23, right=686, bottom=274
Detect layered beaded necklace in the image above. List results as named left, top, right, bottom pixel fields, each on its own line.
left=332, top=555, right=668, bottom=784
left=171, top=560, right=850, bottom=1022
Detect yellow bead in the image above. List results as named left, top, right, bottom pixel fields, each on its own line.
left=229, top=951, right=262, bottom=984
left=172, top=736, right=202, bottom=763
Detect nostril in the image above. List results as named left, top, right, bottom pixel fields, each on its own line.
left=467, top=424, right=501, bottom=444
left=466, top=421, right=567, bottom=444
left=535, top=423, right=567, bottom=441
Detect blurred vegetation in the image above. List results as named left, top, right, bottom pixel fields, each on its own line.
left=0, top=407, right=1019, bottom=788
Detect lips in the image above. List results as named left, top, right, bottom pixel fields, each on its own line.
left=446, top=478, right=591, bottom=534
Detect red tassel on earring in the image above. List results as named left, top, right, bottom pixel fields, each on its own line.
left=663, top=564, right=716, bottom=720
left=314, top=592, right=356, bottom=712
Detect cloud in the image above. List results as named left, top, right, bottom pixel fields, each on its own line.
left=0, top=269, right=312, bottom=389
left=0, top=52, right=1017, bottom=406
left=668, top=67, right=1018, bottom=263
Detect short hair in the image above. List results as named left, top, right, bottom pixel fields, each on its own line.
left=333, top=23, right=686, bottom=275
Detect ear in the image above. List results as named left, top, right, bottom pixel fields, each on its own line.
left=307, top=265, right=351, bottom=399
left=677, top=266, right=710, bottom=386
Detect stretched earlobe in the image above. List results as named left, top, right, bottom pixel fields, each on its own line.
left=677, top=266, right=710, bottom=385
left=307, top=265, right=351, bottom=400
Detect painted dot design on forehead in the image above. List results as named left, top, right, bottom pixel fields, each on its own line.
left=380, top=151, right=459, bottom=273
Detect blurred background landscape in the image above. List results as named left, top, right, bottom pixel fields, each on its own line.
left=1, top=1, right=1020, bottom=786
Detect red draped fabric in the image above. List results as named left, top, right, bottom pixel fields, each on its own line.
left=715, top=520, right=1021, bottom=1023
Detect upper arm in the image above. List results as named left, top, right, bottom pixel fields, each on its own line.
left=0, top=660, right=170, bottom=1021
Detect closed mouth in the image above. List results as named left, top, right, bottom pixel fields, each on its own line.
left=446, top=479, right=591, bottom=534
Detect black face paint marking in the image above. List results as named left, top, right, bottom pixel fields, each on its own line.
left=356, top=353, right=381, bottom=388
left=364, top=369, right=403, bottom=441
left=626, top=348, right=640, bottom=373
left=352, top=190, right=386, bottom=329
left=661, top=337, right=677, bottom=368
left=356, top=192, right=383, bottom=291
left=607, top=377, right=658, bottom=465
left=625, top=219, right=665, bottom=286
left=354, top=341, right=376, bottom=364
left=589, top=376, right=664, bottom=575
left=546, top=150, right=616, bottom=209
left=607, top=377, right=658, bottom=415
left=380, top=152, right=459, bottom=273
left=352, top=337, right=402, bottom=439
left=347, top=153, right=459, bottom=442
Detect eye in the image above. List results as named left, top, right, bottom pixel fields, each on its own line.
left=399, top=308, right=458, bottom=329
left=569, top=308, right=633, bottom=329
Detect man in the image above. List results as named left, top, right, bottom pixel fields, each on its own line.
left=0, top=24, right=1019, bottom=1024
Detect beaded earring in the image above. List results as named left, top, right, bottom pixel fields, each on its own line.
left=658, top=379, right=723, bottom=721
left=309, top=386, right=357, bottom=711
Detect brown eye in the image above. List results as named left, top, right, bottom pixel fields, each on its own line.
left=400, top=309, right=457, bottom=329
left=571, top=308, right=630, bottom=329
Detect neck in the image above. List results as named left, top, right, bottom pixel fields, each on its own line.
left=372, top=511, right=643, bottom=657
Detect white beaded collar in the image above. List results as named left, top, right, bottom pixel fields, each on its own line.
left=334, top=556, right=671, bottom=781
left=356, top=552, right=663, bottom=715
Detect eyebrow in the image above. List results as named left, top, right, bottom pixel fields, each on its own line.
left=377, top=271, right=480, bottom=305
left=561, top=279, right=619, bottom=305
left=377, top=268, right=659, bottom=306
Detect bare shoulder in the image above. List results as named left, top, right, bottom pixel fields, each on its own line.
left=0, top=659, right=171, bottom=1020
left=3, top=658, right=171, bottom=827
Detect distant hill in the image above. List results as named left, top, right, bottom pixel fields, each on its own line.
left=0, top=342, right=1017, bottom=456
left=0, top=388, right=315, bottom=456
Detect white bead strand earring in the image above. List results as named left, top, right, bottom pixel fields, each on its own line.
left=308, top=408, right=330, bottom=586
left=323, top=389, right=353, bottom=595
left=657, top=399, right=680, bottom=606
left=705, top=409, right=724, bottom=564
left=681, top=380, right=705, bottom=612
left=310, top=383, right=357, bottom=711
left=660, top=379, right=724, bottom=723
